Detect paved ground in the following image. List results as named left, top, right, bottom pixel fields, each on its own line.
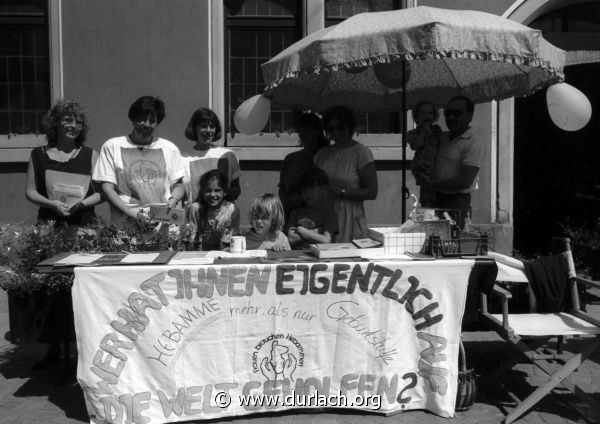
left=1, top=288, right=599, bottom=424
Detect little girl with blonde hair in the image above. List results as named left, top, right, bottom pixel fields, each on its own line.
left=244, top=193, right=290, bottom=251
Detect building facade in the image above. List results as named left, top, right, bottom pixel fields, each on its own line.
left=1, top=0, right=598, bottom=254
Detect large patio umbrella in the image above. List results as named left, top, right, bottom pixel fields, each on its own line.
left=260, top=6, right=566, bottom=220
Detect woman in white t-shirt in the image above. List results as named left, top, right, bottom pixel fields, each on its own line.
left=181, top=108, right=241, bottom=205
left=93, top=96, right=186, bottom=226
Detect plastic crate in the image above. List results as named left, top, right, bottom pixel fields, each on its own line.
left=368, top=228, right=427, bottom=254
left=427, top=231, right=488, bottom=257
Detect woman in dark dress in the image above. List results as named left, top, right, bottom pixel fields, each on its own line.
left=24, top=99, right=102, bottom=372
left=278, top=112, right=329, bottom=220
left=26, top=99, right=101, bottom=226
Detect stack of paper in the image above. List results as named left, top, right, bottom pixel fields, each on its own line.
left=309, top=243, right=385, bottom=259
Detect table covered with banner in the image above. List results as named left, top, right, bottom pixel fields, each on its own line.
left=72, top=258, right=496, bottom=424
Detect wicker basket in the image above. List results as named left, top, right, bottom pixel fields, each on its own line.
left=455, top=339, right=477, bottom=412
left=413, top=220, right=452, bottom=239
left=428, top=231, right=488, bottom=257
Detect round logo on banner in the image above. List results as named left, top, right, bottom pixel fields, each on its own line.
left=252, top=333, right=305, bottom=381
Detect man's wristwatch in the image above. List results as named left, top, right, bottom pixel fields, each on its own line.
left=340, top=188, right=346, bottom=197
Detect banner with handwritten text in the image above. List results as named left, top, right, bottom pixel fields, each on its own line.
left=73, top=260, right=474, bottom=424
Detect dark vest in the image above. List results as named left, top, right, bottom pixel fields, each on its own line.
left=31, top=145, right=96, bottom=226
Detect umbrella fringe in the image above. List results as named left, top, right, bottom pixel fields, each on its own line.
left=263, top=48, right=564, bottom=92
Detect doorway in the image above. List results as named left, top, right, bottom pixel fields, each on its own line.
left=513, top=63, right=600, bottom=254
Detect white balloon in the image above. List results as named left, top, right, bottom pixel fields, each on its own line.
left=546, top=83, right=592, bottom=131
left=234, top=95, right=271, bottom=135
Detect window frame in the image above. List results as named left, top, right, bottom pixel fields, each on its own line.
left=223, top=0, right=302, bottom=148
left=0, top=0, right=62, bottom=162
left=214, top=0, right=414, bottom=159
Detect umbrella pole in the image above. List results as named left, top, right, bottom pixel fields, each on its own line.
left=401, top=60, right=409, bottom=222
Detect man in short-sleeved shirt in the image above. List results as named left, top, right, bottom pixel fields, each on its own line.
left=423, top=96, right=484, bottom=227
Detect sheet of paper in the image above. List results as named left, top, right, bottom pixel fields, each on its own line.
left=369, top=253, right=414, bottom=260
left=54, top=253, right=105, bottom=265
left=206, top=250, right=268, bottom=258
left=169, top=251, right=214, bottom=265
left=93, top=253, right=126, bottom=266
left=53, top=183, right=86, bottom=206
left=120, top=253, right=161, bottom=264
left=45, top=170, right=90, bottom=206
left=352, top=238, right=383, bottom=248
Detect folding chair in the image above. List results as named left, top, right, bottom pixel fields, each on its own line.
left=481, top=238, right=600, bottom=424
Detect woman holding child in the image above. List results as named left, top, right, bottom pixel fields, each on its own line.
left=314, top=106, right=378, bottom=243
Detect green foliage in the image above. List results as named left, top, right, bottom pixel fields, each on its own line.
left=559, top=218, right=600, bottom=279
left=0, top=218, right=180, bottom=298
left=0, top=222, right=69, bottom=298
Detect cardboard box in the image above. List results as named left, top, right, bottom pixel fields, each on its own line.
left=368, top=228, right=427, bottom=254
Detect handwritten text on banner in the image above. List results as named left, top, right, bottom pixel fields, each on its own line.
left=72, top=260, right=473, bottom=424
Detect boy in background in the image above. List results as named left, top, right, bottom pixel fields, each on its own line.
left=286, top=167, right=339, bottom=249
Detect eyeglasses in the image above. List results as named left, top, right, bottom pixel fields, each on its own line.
left=251, top=213, right=270, bottom=221
left=324, top=124, right=348, bottom=132
left=443, top=109, right=463, bottom=118
left=60, top=117, right=83, bottom=128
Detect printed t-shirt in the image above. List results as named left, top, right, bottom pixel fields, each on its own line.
left=182, top=147, right=241, bottom=203
left=93, top=136, right=185, bottom=224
